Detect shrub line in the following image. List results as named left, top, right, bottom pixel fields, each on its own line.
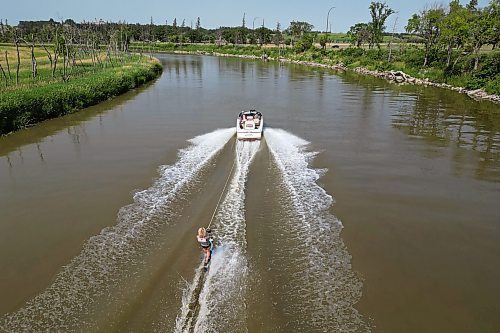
left=151, top=46, right=500, bottom=104
left=0, top=58, right=162, bottom=135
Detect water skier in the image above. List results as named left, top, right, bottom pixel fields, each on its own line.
left=196, top=227, right=213, bottom=265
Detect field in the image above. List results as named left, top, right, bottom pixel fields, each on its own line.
left=0, top=44, right=136, bottom=90
left=0, top=44, right=162, bottom=134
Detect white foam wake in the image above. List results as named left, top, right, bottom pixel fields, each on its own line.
left=175, top=140, right=260, bottom=333
left=265, top=128, right=369, bottom=332
left=0, top=128, right=235, bottom=333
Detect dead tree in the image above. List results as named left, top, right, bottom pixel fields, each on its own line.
left=5, top=50, right=12, bottom=80
left=29, top=35, right=37, bottom=78
left=14, top=35, right=20, bottom=85
left=0, top=63, right=7, bottom=87
left=41, top=42, right=53, bottom=76
left=21, top=35, right=38, bottom=79
left=52, top=38, right=59, bottom=79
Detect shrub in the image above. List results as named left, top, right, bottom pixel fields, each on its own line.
left=402, top=47, right=425, bottom=67
left=484, top=74, right=500, bottom=95
left=294, top=35, right=314, bottom=53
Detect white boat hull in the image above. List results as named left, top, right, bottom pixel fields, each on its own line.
left=236, top=116, right=264, bottom=140
left=236, top=129, right=263, bottom=140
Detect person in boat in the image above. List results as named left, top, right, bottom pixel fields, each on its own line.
left=197, top=227, right=213, bottom=264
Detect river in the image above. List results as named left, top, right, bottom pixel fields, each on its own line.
left=0, top=54, right=499, bottom=332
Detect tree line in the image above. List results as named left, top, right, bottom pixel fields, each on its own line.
left=348, top=0, right=498, bottom=70
left=0, top=17, right=293, bottom=46
left=0, top=18, right=151, bottom=87
left=0, top=0, right=498, bottom=86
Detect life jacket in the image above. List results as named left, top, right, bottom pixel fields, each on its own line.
left=197, top=236, right=211, bottom=248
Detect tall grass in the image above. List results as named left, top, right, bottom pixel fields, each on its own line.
left=0, top=57, right=162, bottom=134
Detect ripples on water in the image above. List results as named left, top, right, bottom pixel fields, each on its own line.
left=390, top=94, right=500, bottom=181
left=176, top=141, right=259, bottom=332
left=265, top=128, right=369, bottom=332
left=0, top=128, right=235, bottom=332
left=2, top=127, right=369, bottom=332
left=177, top=130, right=369, bottom=332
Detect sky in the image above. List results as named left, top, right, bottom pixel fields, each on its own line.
left=4, top=0, right=491, bottom=32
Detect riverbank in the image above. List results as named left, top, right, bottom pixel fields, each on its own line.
left=275, top=58, right=500, bottom=104
left=133, top=43, right=499, bottom=105
left=1, top=54, right=498, bottom=332
left=0, top=56, right=162, bottom=135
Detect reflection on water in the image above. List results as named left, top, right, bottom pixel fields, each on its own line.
left=391, top=91, right=500, bottom=181
left=0, top=86, right=148, bottom=159
left=1, top=54, right=499, bottom=333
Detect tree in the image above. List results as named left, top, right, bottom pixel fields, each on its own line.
left=186, top=29, right=202, bottom=43
left=273, top=21, right=282, bottom=46
left=255, top=26, right=272, bottom=45
left=287, top=21, right=313, bottom=45
left=242, top=13, right=246, bottom=28
left=440, top=0, right=469, bottom=66
left=317, top=34, right=328, bottom=49
left=368, top=1, right=395, bottom=48
left=466, top=2, right=496, bottom=69
left=221, top=28, right=233, bottom=44
left=287, top=21, right=313, bottom=37
left=294, top=34, right=313, bottom=52
left=237, top=27, right=248, bottom=44
left=488, top=0, right=500, bottom=49
left=467, top=0, right=478, bottom=11
left=406, top=6, right=445, bottom=66
left=196, top=17, right=201, bottom=30
left=348, top=23, right=372, bottom=47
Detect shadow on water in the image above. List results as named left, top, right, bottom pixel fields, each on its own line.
left=0, top=81, right=156, bottom=158
left=1, top=53, right=499, bottom=333
left=338, top=71, right=500, bottom=182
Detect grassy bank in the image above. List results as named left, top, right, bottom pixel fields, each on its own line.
left=133, top=43, right=499, bottom=97
left=0, top=51, right=162, bottom=135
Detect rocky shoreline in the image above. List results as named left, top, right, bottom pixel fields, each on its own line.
left=351, top=67, right=500, bottom=103
left=278, top=58, right=500, bottom=104
left=172, top=50, right=500, bottom=104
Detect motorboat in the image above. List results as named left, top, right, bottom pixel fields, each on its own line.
left=236, top=110, right=263, bottom=140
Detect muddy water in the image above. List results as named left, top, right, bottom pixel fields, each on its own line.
left=0, top=54, right=499, bottom=332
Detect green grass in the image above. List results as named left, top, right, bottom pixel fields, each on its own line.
left=138, top=42, right=499, bottom=96
left=0, top=55, right=162, bottom=134
left=0, top=44, right=130, bottom=90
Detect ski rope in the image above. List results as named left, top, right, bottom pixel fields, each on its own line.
left=206, top=139, right=236, bottom=230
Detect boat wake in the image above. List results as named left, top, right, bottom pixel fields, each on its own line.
left=176, top=140, right=260, bottom=333
left=264, top=128, right=369, bottom=332
left=0, top=128, right=235, bottom=333
left=1, top=127, right=368, bottom=332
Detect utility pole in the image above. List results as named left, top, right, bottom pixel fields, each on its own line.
left=252, top=17, right=259, bottom=44
left=253, top=16, right=259, bottom=31
left=326, top=6, right=335, bottom=33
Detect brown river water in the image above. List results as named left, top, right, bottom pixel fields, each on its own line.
left=0, top=54, right=499, bottom=332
